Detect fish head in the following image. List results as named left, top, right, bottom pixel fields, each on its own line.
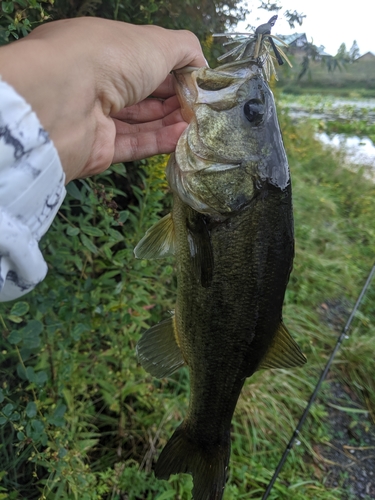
left=167, top=62, right=290, bottom=214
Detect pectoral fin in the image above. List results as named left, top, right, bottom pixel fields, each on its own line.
left=136, top=317, right=185, bottom=378
left=257, top=322, right=307, bottom=370
left=134, top=213, right=175, bottom=259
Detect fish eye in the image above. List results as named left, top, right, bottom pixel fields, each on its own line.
left=243, top=99, right=265, bottom=125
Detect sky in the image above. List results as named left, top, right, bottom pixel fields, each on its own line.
left=236, top=0, right=375, bottom=56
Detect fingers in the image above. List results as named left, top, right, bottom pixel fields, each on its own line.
left=113, top=95, right=181, bottom=123
left=113, top=121, right=187, bottom=163
left=149, top=74, right=176, bottom=98
left=110, top=23, right=206, bottom=107
left=112, top=92, right=187, bottom=164
left=114, top=107, right=184, bottom=134
left=168, top=29, right=207, bottom=70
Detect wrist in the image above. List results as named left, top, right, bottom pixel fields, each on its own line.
left=0, top=34, right=97, bottom=182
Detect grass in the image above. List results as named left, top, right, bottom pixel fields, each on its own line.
left=0, top=103, right=375, bottom=499
left=277, top=57, right=375, bottom=97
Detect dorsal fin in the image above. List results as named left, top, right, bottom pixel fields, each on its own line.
left=257, top=322, right=307, bottom=370
left=134, top=213, right=175, bottom=259
left=136, top=317, right=185, bottom=378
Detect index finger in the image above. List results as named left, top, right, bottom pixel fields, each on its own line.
left=169, top=29, right=207, bottom=70
left=150, top=74, right=176, bottom=98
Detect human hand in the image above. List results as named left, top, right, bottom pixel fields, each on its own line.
left=111, top=81, right=190, bottom=164
left=0, top=18, right=206, bottom=183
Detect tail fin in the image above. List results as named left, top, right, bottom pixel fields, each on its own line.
left=155, top=424, right=230, bottom=500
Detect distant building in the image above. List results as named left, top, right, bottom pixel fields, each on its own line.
left=356, top=51, right=375, bottom=62
left=275, top=33, right=332, bottom=60
left=316, top=45, right=331, bottom=57
left=276, top=33, right=307, bottom=48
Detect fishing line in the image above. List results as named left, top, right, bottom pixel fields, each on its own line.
left=262, top=262, right=375, bottom=500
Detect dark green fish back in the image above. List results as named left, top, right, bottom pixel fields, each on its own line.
left=173, top=182, right=295, bottom=444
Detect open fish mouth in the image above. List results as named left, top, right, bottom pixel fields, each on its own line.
left=172, top=64, right=281, bottom=167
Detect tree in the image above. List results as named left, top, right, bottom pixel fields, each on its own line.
left=257, top=1, right=306, bottom=28
left=349, top=40, right=360, bottom=62
left=324, top=41, right=361, bottom=73
left=0, top=0, right=247, bottom=47
left=297, top=42, right=321, bottom=80
left=296, top=38, right=361, bottom=80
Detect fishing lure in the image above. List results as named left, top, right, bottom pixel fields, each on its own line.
left=213, top=15, right=292, bottom=80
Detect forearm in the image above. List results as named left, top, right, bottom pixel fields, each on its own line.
left=0, top=28, right=99, bottom=183
left=0, top=18, right=205, bottom=183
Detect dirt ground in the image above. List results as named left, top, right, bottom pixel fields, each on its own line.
left=313, top=300, right=375, bottom=499
left=314, top=381, right=375, bottom=499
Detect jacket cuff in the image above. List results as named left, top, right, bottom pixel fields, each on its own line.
left=0, top=78, right=66, bottom=302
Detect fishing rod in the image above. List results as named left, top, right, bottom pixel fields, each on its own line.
left=262, top=262, right=375, bottom=500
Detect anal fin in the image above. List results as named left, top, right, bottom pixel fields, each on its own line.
left=134, top=213, right=175, bottom=259
left=257, top=322, right=307, bottom=370
left=136, top=317, right=185, bottom=378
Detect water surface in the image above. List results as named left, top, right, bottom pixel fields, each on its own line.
left=317, top=133, right=375, bottom=168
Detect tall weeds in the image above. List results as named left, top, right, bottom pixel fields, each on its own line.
left=1, top=115, right=374, bottom=499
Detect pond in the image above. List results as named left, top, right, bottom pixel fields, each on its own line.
left=317, top=133, right=375, bottom=168
left=280, top=94, right=375, bottom=124
left=280, top=94, right=375, bottom=170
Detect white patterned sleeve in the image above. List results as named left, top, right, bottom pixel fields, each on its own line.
left=0, top=79, right=66, bottom=302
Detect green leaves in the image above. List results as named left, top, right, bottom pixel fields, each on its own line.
left=47, top=404, right=67, bottom=427
left=81, top=226, right=104, bottom=237
left=0, top=156, right=181, bottom=496
left=16, top=364, right=48, bottom=386
left=25, top=401, right=37, bottom=418
left=66, top=181, right=83, bottom=201
left=10, top=301, right=29, bottom=316
left=18, top=319, right=42, bottom=338
left=8, top=330, right=22, bottom=344
left=25, top=419, right=47, bottom=445
left=80, top=233, right=98, bottom=254
left=1, top=403, right=13, bottom=418
left=7, top=301, right=30, bottom=323
left=71, top=323, right=90, bottom=341
left=66, top=226, right=80, bottom=236
left=1, top=2, right=14, bottom=14
left=8, top=320, right=43, bottom=348
left=0, top=403, right=21, bottom=425
left=118, top=210, right=129, bottom=223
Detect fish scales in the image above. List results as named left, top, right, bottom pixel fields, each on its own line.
left=134, top=21, right=306, bottom=500
left=174, top=186, right=294, bottom=439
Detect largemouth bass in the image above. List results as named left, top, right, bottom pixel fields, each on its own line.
left=135, top=22, right=306, bottom=500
